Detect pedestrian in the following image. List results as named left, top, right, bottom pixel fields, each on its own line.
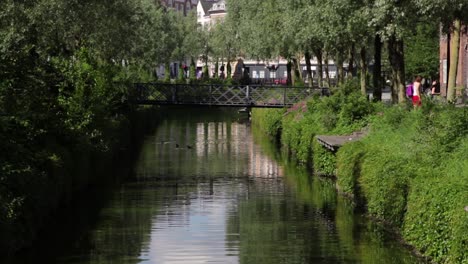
left=406, top=82, right=414, bottom=101
left=412, top=76, right=422, bottom=108
left=431, top=78, right=440, bottom=98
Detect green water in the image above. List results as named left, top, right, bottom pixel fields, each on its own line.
left=8, top=108, right=425, bottom=264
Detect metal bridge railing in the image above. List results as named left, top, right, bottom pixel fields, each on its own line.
left=131, top=83, right=329, bottom=108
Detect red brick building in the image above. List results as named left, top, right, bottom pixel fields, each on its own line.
left=439, top=25, right=468, bottom=97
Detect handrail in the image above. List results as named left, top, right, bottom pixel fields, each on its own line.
left=130, top=83, right=330, bottom=108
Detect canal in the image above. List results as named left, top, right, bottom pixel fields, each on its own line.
left=8, top=108, right=425, bottom=264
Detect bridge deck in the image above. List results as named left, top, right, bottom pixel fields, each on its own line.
left=130, top=83, right=330, bottom=108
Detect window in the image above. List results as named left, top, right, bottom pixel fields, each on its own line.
left=259, top=71, right=265, bottom=78
left=252, top=71, right=258, bottom=78
left=270, top=72, right=276, bottom=78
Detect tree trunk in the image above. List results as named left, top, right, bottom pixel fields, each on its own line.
left=287, top=60, right=292, bottom=86
left=388, top=35, right=406, bottom=104
left=315, top=49, right=323, bottom=87
left=446, top=31, right=450, bottom=95
left=178, top=62, right=184, bottom=81
left=324, top=53, right=331, bottom=87
left=447, top=18, right=461, bottom=102
left=305, top=51, right=313, bottom=87
left=348, top=43, right=355, bottom=79
left=214, top=60, right=219, bottom=78
left=373, top=34, right=382, bottom=101
left=292, top=57, right=302, bottom=86
left=336, top=51, right=345, bottom=86
left=164, top=62, right=171, bottom=83
left=227, top=58, right=232, bottom=79
left=360, top=46, right=367, bottom=97
left=190, top=57, right=196, bottom=82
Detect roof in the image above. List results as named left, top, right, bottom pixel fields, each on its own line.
left=199, top=0, right=218, bottom=14
left=208, top=0, right=226, bottom=13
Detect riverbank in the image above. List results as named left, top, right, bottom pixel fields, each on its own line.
left=0, top=106, right=162, bottom=255
left=251, top=82, right=467, bottom=264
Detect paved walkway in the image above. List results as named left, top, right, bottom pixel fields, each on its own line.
left=316, top=132, right=366, bottom=152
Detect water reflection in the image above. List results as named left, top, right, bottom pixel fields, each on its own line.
left=10, top=108, right=425, bottom=264
left=134, top=116, right=283, bottom=264
left=138, top=119, right=282, bottom=181
left=129, top=113, right=421, bottom=264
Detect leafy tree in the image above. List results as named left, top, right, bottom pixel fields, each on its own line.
left=414, top=0, right=468, bottom=101
left=404, top=22, right=439, bottom=80
left=0, top=0, right=176, bottom=252
left=210, top=20, right=239, bottom=80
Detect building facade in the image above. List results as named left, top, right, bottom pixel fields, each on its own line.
left=160, top=0, right=198, bottom=15
left=197, top=0, right=226, bottom=29
left=439, top=25, right=468, bottom=97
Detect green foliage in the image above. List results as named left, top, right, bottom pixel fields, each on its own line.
left=312, top=140, right=336, bottom=176
left=164, top=63, right=171, bottom=83
left=256, top=78, right=467, bottom=262
left=0, top=0, right=168, bottom=253
left=307, top=80, right=376, bottom=135
left=281, top=115, right=304, bottom=161
left=403, top=152, right=468, bottom=263
left=251, top=108, right=285, bottom=139
left=401, top=109, right=468, bottom=264
left=336, top=141, right=365, bottom=196
left=354, top=106, right=467, bottom=262
left=357, top=108, right=421, bottom=227
left=189, top=59, right=197, bottom=83
left=360, top=147, right=413, bottom=227
left=404, top=22, right=439, bottom=79
left=254, top=80, right=374, bottom=167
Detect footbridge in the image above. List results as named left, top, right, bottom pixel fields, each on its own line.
left=130, top=83, right=330, bottom=108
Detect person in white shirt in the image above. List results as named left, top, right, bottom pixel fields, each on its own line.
left=412, top=76, right=422, bottom=108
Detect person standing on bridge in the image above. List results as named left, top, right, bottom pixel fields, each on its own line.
left=412, top=76, right=422, bottom=108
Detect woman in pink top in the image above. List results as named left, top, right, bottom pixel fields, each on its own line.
left=412, top=76, right=422, bottom=108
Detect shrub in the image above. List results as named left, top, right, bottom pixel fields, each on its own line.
left=312, top=139, right=336, bottom=176
left=402, top=134, right=468, bottom=264
left=336, top=141, right=366, bottom=197
left=357, top=109, right=422, bottom=227
left=255, top=79, right=468, bottom=263
left=359, top=147, right=414, bottom=227
left=251, top=108, right=285, bottom=139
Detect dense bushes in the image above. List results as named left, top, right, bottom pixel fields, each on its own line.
left=252, top=81, right=468, bottom=263
left=0, top=45, right=138, bottom=253
left=335, top=141, right=365, bottom=196
left=256, top=80, right=376, bottom=166
left=358, top=106, right=467, bottom=263
left=251, top=108, right=285, bottom=139
left=0, top=22, right=173, bottom=252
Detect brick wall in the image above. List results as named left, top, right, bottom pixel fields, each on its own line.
left=439, top=24, right=468, bottom=97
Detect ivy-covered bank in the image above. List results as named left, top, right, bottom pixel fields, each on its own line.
left=252, top=82, right=468, bottom=264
